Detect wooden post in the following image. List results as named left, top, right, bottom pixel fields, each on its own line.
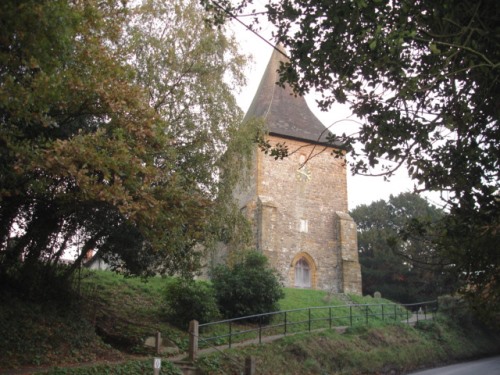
left=284, top=311, right=287, bottom=335
left=245, top=356, right=256, bottom=375
left=259, top=316, right=262, bottom=344
left=308, top=308, right=311, bottom=331
left=153, top=358, right=161, bottom=375
left=155, top=331, right=161, bottom=355
left=188, top=320, right=199, bottom=362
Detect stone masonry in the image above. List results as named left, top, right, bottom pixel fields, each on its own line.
left=231, top=45, right=362, bottom=294
left=235, top=136, right=361, bottom=293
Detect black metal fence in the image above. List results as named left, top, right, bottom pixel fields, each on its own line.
left=195, top=300, right=437, bottom=350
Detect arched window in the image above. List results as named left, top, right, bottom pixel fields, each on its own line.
left=295, top=257, right=311, bottom=288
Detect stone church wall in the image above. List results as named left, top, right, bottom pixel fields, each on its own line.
left=336, top=212, right=363, bottom=295
left=232, top=135, right=363, bottom=292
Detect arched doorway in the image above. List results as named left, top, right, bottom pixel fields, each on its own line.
left=295, top=258, right=311, bottom=288
left=290, top=252, right=317, bottom=289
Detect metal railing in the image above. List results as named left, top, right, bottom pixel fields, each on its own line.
left=192, top=300, right=437, bottom=354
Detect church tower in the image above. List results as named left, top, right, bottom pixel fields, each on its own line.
left=235, top=45, right=362, bottom=294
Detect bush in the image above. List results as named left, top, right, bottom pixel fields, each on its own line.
left=437, top=295, right=476, bottom=328
left=211, top=251, right=284, bottom=321
left=164, top=279, right=219, bottom=329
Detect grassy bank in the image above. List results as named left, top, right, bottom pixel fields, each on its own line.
left=0, top=270, right=498, bottom=374
left=195, top=318, right=500, bottom=374
left=0, top=270, right=187, bottom=371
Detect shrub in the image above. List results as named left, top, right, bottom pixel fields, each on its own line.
left=164, top=279, right=219, bottom=329
left=437, top=295, right=476, bottom=328
left=211, top=251, right=284, bottom=321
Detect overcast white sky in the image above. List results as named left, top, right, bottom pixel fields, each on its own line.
left=231, top=21, right=424, bottom=210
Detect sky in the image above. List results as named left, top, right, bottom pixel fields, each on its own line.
left=231, top=20, right=422, bottom=211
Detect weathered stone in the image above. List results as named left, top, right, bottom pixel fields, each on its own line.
left=144, top=336, right=179, bottom=355
left=144, top=336, right=156, bottom=347
left=226, top=45, right=362, bottom=294
left=374, top=291, right=382, bottom=299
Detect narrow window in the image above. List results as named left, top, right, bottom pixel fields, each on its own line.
left=299, top=219, right=308, bottom=233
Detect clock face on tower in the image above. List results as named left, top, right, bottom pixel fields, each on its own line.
left=296, top=165, right=311, bottom=182
left=296, top=154, right=311, bottom=182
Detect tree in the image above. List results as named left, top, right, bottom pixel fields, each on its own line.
left=0, top=0, right=253, bottom=297
left=164, top=279, right=220, bottom=329
left=124, top=0, right=257, bottom=263
left=205, top=0, right=499, bottom=320
left=211, top=251, right=284, bottom=321
left=350, top=193, right=456, bottom=303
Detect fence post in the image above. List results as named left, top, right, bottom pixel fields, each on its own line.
left=153, top=357, right=161, bottom=375
left=349, top=306, right=353, bottom=326
left=365, top=305, right=369, bottom=324
left=329, top=307, right=332, bottom=329
left=394, top=304, right=397, bottom=321
left=259, top=316, right=262, bottom=344
left=309, top=308, right=311, bottom=331
left=245, top=356, right=256, bottom=375
left=229, top=321, right=232, bottom=349
left=155, top=330, right=161, bottom=355
left=188, top=320, right=199, bottom=362
left=382, top=304, right=384, bottom=321
left=284, top=311, right=287, bottom=335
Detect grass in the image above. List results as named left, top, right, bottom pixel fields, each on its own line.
left=280, top=288, right=334, bottom=310
left=197, top=288, right=408, bottom=349
left=0, top=289, right=123, bottom=369
left=1, top=271, right=396, bottom=370
left=195, top=319, right=500, bottom=375
left=1, top=270, right=496, bottom=375
left=78, top=271, right=189, bottom=353
left=45, top=359, right=183, bottom=375
left=0, top=270, right=189, bottom=372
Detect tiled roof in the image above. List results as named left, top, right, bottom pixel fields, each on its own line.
left=244, top=44, right=335, bottom=145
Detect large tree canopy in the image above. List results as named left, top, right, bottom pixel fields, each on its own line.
left=0, top=0, right=253, bottom=295
left=212, top=0, right=499, bottom=205
left=350, top=193, right=456, bottom=303
left=206, top=0, right=499, bottom=321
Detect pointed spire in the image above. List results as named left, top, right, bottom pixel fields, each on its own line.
left=245, top=44, right=332, bottom=144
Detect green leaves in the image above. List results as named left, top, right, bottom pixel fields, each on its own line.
left=239, top=0, right=498, bottom=316
left=258, top=0, right=498, bottom=206
left=0, top=0, right=253, bottom=285
left=164, top=279, right=219, bottom=328
left=211, top=251, right=284, bottom=321
left=350, top=193, right=455, bottom=303
left=429, top=43, right=441, bottom=54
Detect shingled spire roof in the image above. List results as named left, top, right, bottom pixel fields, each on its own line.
left=244, top=44, right=333, bottom=145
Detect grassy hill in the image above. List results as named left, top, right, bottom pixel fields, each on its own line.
left=0, top=270, right=498, bottom=374
left=194, top=320, right=500, bottom=375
